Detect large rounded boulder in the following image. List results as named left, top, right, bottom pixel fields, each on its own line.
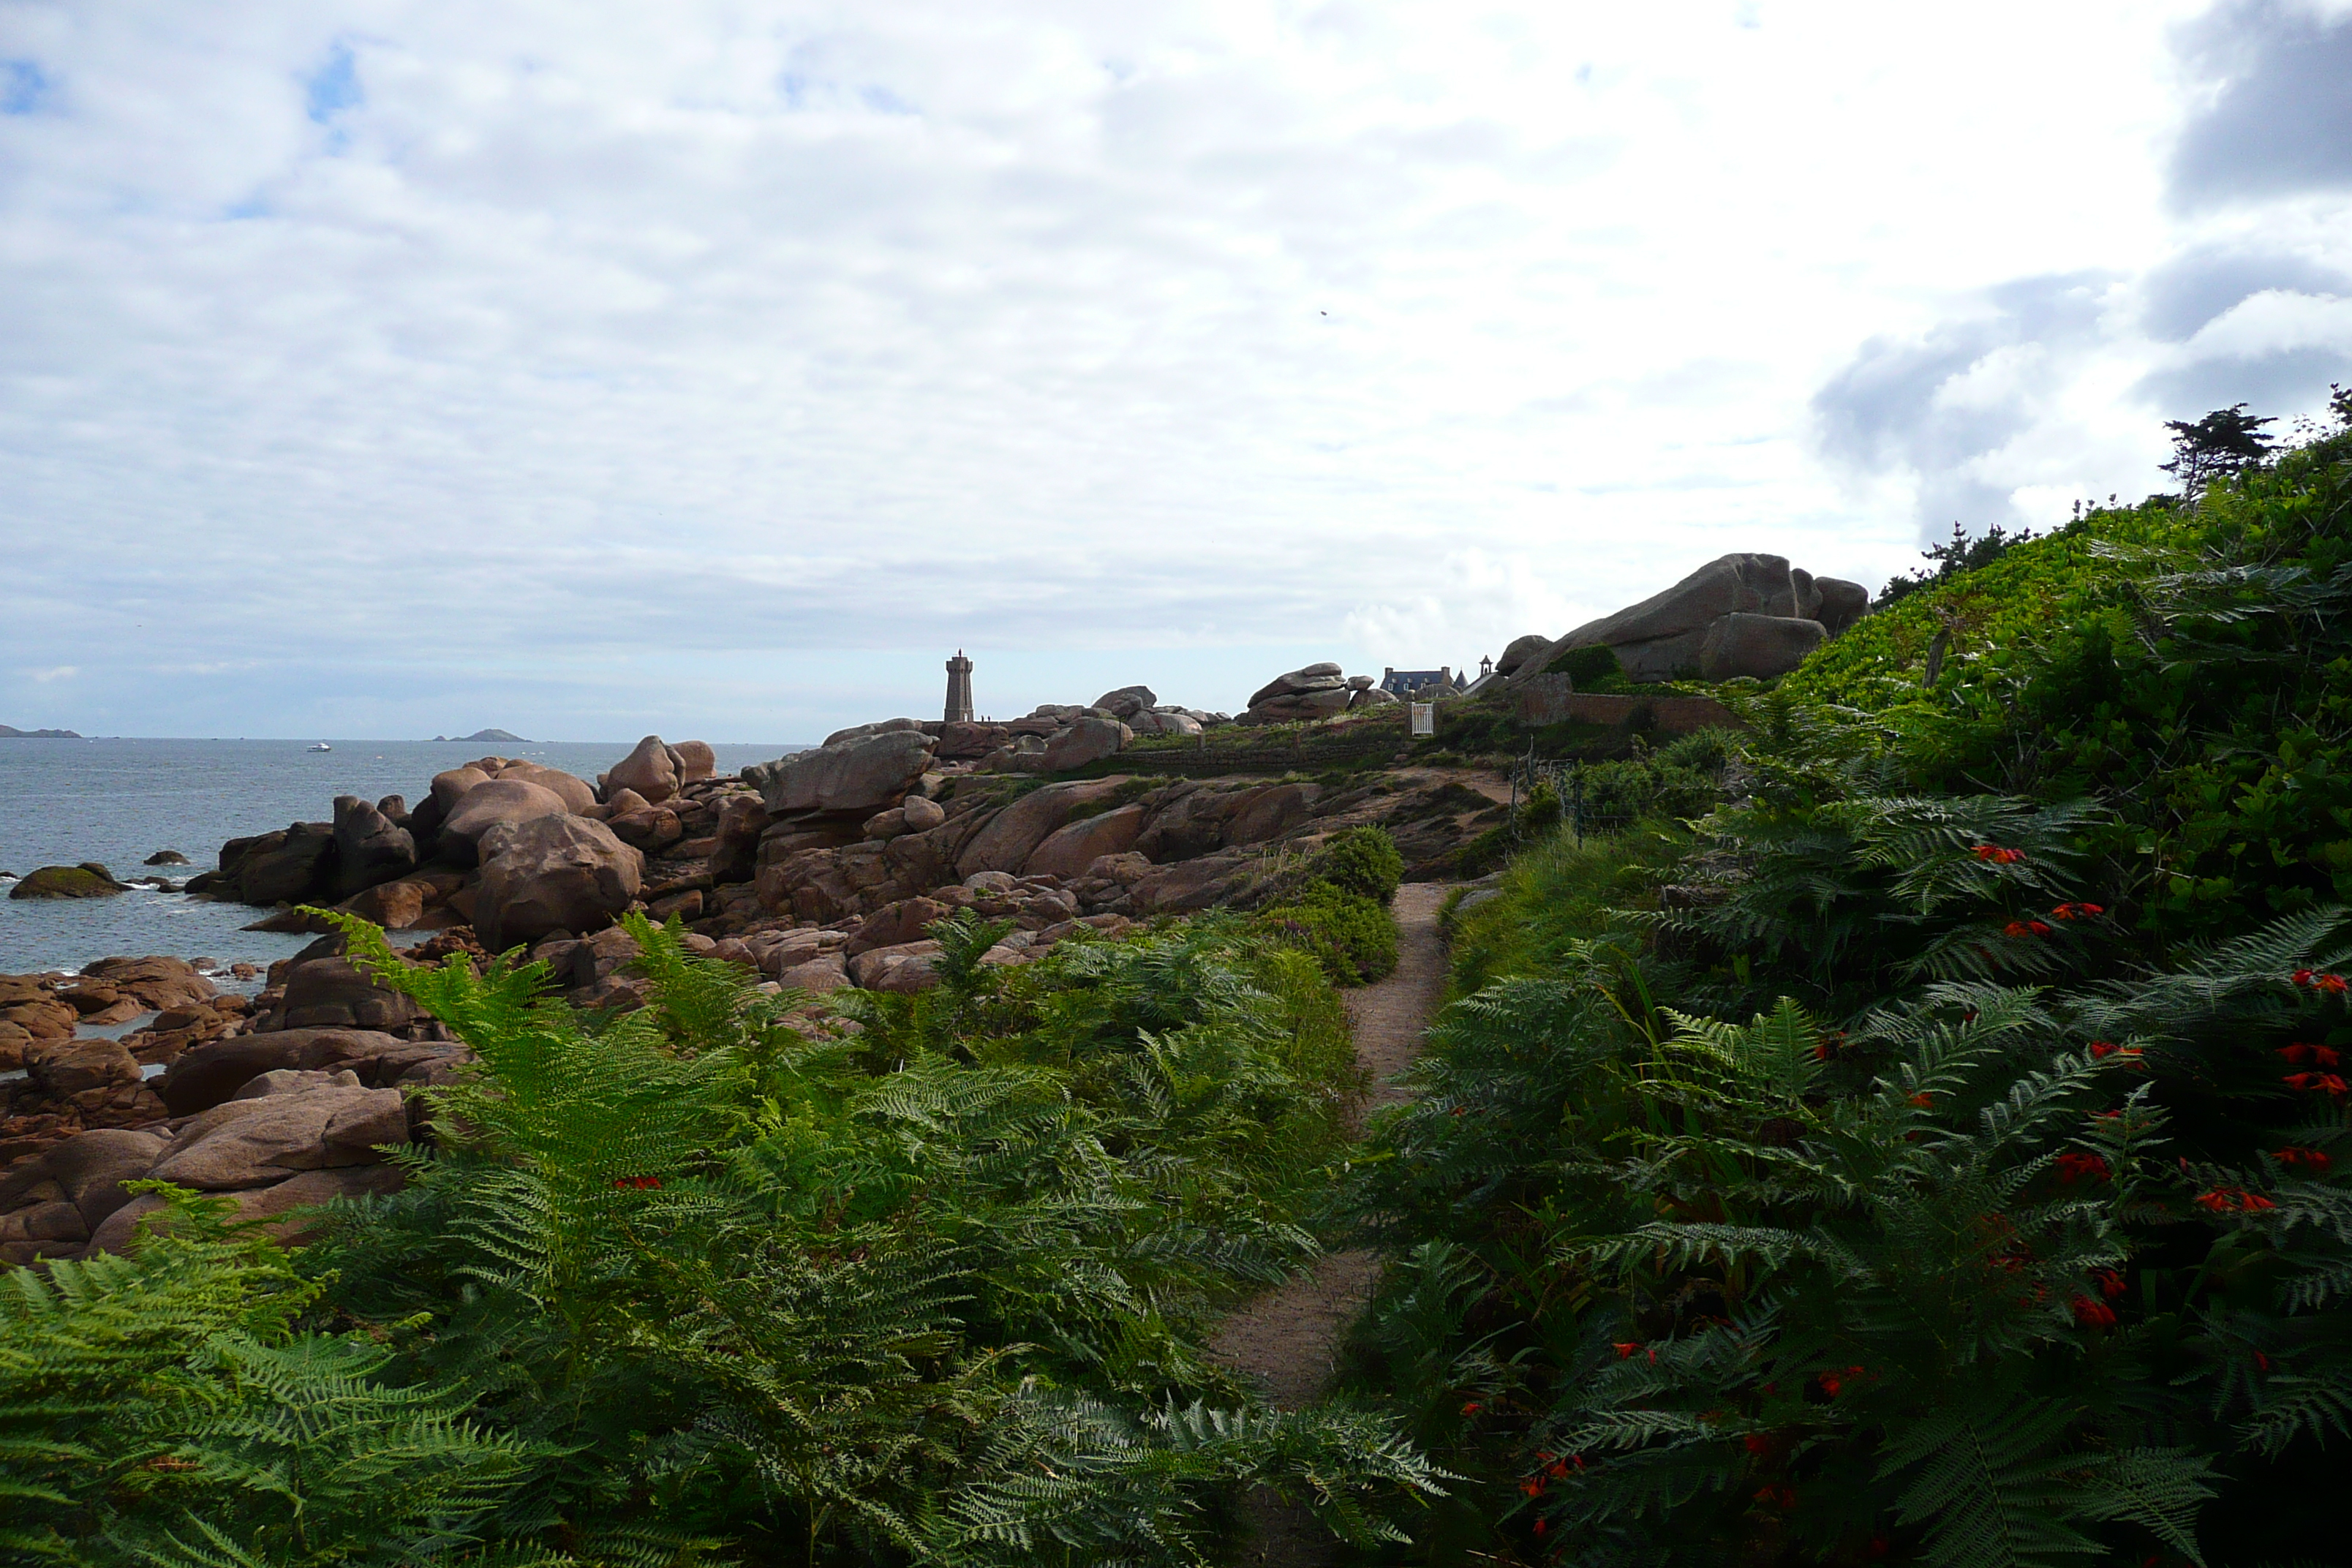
left=474, top=815, right=644, bottom=951
left=332, top=795, right=417, bottom=896
left=8, top=864, right=126, bottom=900
left=440, top=780, right=571, bottom=866
left=747, top=730, right=935, bottom=816
left=606, top=735, right=680, bottom=804
left=492, top=763, right=598, bottom=815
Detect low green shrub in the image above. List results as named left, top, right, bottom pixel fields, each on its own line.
left=1516, top=780, right=1563, bottom=835
left=1318, top=825, right=1405, bottom=904
left=1258, top=880, right=1401, bottom=985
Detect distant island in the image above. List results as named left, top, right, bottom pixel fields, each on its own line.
left=0, top=724, right=81, bottom=739
left=432, top=728, right=529, bottom=742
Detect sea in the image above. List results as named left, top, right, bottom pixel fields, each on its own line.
left=0, top=739, right=799, bottom=979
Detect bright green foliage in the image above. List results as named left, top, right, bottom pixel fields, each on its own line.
left=4, top=913, right=1443, bottom=1567
left=292, top=913, right=1439, bottom=1567
left=1777, top=426, right=2352, bottom=945
left=1336, top=413, right=2352, bottom=1568
left=1349, top=803, right=2352, bottom=1564
left=1258, top=883, right=1400, bottom=985
left=0, top=1190, right=551, bottom=1568
left=1317, top=828, right=1406, bottom=905
left=1256, top=829, right=1405, bottom=985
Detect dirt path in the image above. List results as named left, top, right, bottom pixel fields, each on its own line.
left=1212, top=881, right=1453, bottom=1564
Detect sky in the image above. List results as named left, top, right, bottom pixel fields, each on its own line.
left=2, top=0, right=2348, bottom=744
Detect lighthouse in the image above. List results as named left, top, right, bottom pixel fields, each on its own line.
left=943, top=650, right=975, bottom=725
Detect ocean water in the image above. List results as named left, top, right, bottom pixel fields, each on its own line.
left=0, top=739, right=797, bottom=977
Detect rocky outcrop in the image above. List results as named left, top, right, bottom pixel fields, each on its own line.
left=1024, top=804, right=1147, bottom=879
left=1242, top=663, right=1353, bottom=725
left=956, top=780, right=1123, bottom=878
left=440, top=780, right=573, bottom=865
left=748, top=729, right=936, bottom=816
left=148, top=1075, right=410, bottom=1190
left=1496, top=633, right=1552, bottom=676
left=474, top=815, right=644, bottom=951
left=1508, top=553, right=1872, bottom=685
left=1, top=1030, right=449, bottom=1264
left=606, top=735, right=681, bottom=804
left=158, top=1027, right=467, bottom=1117
left=332, top=795, right=417, bottom=896
left=238, top=823, right=339, bottom=904
left=278, top=957, right=427, bottom=1033
left=10, top=863, right=127, bottom=900
left=1039, top=717, right=1131, bottom=772
left=1700, top=612, right=1829, bottom=682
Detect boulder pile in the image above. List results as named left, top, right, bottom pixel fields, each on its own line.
left=188, top=738, right=734, bottom=946
left=943, top=686, right=1229, bottom=773
left=1505, top=552, right=1871, bottom=685
left=4, top=717, right=1529, bottom=1260
left=1239, top=663, right=1398, bottom=725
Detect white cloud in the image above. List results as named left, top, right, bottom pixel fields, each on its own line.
left=0, top=0, right=2342, bottom=740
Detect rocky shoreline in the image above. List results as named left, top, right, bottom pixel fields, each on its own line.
left=0, top=549, right=1871, bottom=1267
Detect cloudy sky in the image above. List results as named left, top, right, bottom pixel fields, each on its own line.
left=3, top=0, right=2348, bottom=742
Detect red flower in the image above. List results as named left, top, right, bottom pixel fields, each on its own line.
left=1813, top=1041, right=1833, bottom=1061
left=2195, top=1186, right=2277, bottom=1213
left=1744, top=1433, right=1771, bottom=1454
left=1521, top=1477, right=1545, bottom=1497
left=2092, top=1268, right=2127, bottom=1298
left=2284, top=1071, right=2351, bottom=1098
left=1613, top=1342, right=1642, bottom=1359
left=2051, top=902, right=2106, bottom=920
left=2071, top=1295, right=2117, bottom=1327
left=2302, top=971, right=2352, bottom=994
left=1972, top=845, right=2025, bottom=864
left=2274, top=1147, right=2334, bottom=1172
left=2055, top=1152, right=2111, bottom=1183
left=2089, top=1040, right=2119, bottom=1058
left=1908, top=1091, right=1934, bottom=1108
left=612, top=1175, right=662, bottom=1191
left=2295, top=969, right=2315, bottom=987
left=1532, top=1518, right=1547, bottom=1537
left=2280, top=1043, right=2342, bottom=1066
left=2255, top=1351, right=2272, bottom=1371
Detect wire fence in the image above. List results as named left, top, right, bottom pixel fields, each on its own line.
left=1109, top=717, right=1410, bottom=777
left=1507, top=753, right=1635, bottom=842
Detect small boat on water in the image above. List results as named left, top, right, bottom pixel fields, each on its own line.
left=308, top=742, right=332, bottom=753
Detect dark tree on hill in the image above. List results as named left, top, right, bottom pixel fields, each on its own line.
left=2161, top=402, right=2277, bottom=497
left=1873, top=519, right=2037, bottom=610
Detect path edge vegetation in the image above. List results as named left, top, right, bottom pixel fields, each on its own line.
left=1333, top=393, right=2352, bottom=1567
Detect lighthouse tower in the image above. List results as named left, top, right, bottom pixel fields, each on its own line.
left=943, top=650, right=975, bottom=724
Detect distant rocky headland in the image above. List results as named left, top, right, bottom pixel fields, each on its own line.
left=0, top=725, right=81, bottom=739
left=431, top=728, right=527, bottom=742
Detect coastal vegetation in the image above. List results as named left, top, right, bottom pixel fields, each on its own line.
left=3, top=908, right=1442, bottom=1567
left=1338, top=392, right=2352, bottom=1565
left=9, top=393, right=2351, bottom=1568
